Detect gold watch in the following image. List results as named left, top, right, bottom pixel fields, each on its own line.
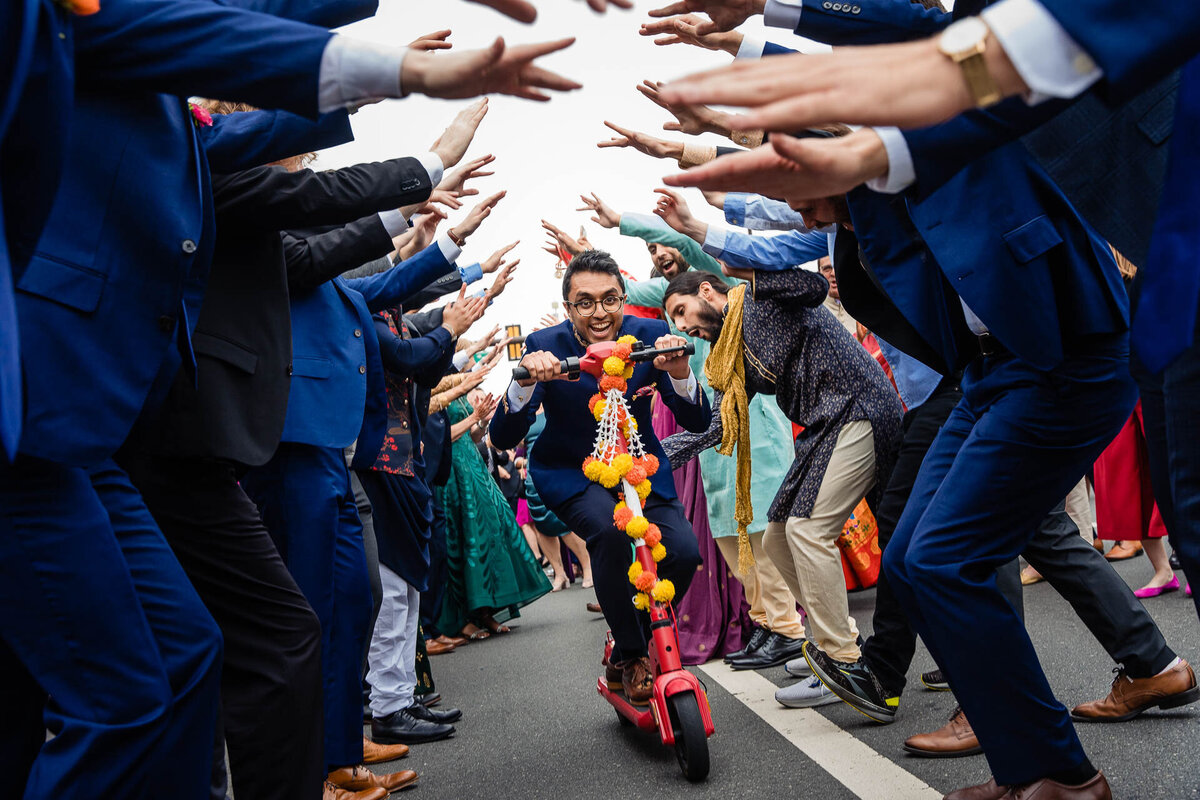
left=937, top=17, right=1002, bottom=108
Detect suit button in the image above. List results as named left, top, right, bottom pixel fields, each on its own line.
left=354, top=329, right=362, bottom=338
left=158, top=315, right=175, bottom=333
left=181, top=239, right=197, bottom=254
left=359, top=365, right=367, bottom=374
left=851, top=4, right=860, bottom=10
left=287, top=364, right=293, bottom=376
left=823, top=1, right=832, bottom=6
left=832, top=2, right=841, bottom=9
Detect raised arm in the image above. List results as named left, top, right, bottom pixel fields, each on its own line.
left=661, top=389, right=725, bottom=468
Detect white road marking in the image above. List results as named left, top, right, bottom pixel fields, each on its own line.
left=696, top=661, right=943, bottom=800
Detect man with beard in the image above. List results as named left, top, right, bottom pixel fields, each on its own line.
left=661, top=267, right=902, bottom=708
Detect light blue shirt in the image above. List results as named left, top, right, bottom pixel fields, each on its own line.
left=701, top=225, right=834, bottom=271
left=876, top=337, right=943, bottom=411
left=724, top=192, right=810, bottom=232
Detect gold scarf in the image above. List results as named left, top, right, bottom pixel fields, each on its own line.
left=703, top=283, right=755, bottom=575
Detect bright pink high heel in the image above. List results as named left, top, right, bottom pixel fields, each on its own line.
left=1134, top=575, right=1181, bottom=598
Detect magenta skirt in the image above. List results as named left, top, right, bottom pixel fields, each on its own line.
left=515, top=498, right=532, bottom=527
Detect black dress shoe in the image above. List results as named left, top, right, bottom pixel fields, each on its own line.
left=728, top=632, right=807, bottom=670
left=724, top=626, right=770, bottom=663
left=371, top=708, right=455, bottom=744
left=408, top=701, right=462, bottom=724
left=417, top=692, right=442, bottom=708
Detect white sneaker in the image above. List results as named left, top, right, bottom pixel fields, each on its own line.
left=775, top=676, right=840, bottom=708
left=784, top=656, right=813, bottom=678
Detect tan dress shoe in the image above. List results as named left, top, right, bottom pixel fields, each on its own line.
left=1001, top=770, right=1111, bottom=799
left=361, top=737, right=409, bottom=765
left=943, top=777, right=1009, bottom=800
left=903, top=706, right=982, bottom=757
left=425, top=639, right=455, bottom=655
left=1103, top=540, right=1143, bottom=561
left=328, top=765, right=419, bottom=793
left=1071, top=659, right=1200, bottom=721
left=323, top=780, right=387, bottom=800
left=621, top=656, right=654, bottom=705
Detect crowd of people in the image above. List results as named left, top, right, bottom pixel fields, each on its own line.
left=3, top=1, right=1200, bottom=800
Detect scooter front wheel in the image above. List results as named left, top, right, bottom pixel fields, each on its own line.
left=667, top=691, right=710, bottom=782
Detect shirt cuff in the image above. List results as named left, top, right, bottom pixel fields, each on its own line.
left=377, top=209, right=409, bottom=238
left=724, top=193, right=748, bottom=227
left=669, top=372, right=700, bottom=403
left=981, top=0, right=1102, bottom=103
left=458, top=262, right=483, bottom=284
left=507, top=380, right=536, bottom=413
left=679, top=142, right=718, bottom=169
left=318, top=36, right=406, bottom=114
left=453, top=351, right=471, bottom=370
left=735, top=36, right=766, bottom=60
left=763, top=0, right=803, bottom=29
left=437, top=233, right=463, bottom=264
left=729, top=129, right=765, bottom=148
left=863, top=127, right=916, bottom=194
left=417, top=151, right=445, bottom=188
left=701, top=226, right=728, bottom=259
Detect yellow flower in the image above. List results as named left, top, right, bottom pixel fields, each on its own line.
left=583, top=460, right=605, bottom=482
left=592, top=399, right=607, bottom=421
left=626, top=516, right=650, bottom=538
left=612, top=453, right=633, bottom=476
left=603, top=356, right=626, bottom=376
left=632, top=593, right=650, bottom=611
left=636, top=479, right=652, bottom=501
left=627, top=562, right=643, bottom=583
left=651, top=579, right=676, bottom=603
left=622, top=364, right=634, bottom=380
left=618, top=334, right=638, bottom=346
left=599, top=465, right=621, bottom=489
left=651, top=543, right=667, bottom=562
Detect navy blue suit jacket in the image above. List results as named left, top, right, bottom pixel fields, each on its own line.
left=280, top=241, right=456, bottom=461
left=10, top=0, right=357, bottom=465
left=488, top=317, right=711, bottom=509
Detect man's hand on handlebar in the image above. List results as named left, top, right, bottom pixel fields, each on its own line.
left=653, top=334, right=693, bottom=380
left=516, top=350, right=565, bottom=387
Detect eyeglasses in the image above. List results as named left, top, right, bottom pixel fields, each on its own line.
left=565, top=294, right=625, bottom=317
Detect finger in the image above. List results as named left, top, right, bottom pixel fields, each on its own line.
left=603, top=120, right=636, bottom=138
left=692, top=19, right=721, bottom=36
left=456, top=284, right=468, bottom=302
left=596, top=139, right=629, bottom=149
left=653, top=36, right=683, bottom=46
left=635, top=83, right=668, bottom=110
left=516, top=65, right=582, bottom=93
left=504, top=37, right=577, bottom=63
left=648, top=1, right=689, bottom=18
left=653, top=187, right=681, bottom=203
left=510, top=88, right=552, bottom=102
left=663, top=121, right=682, bottom=132
left=467, top=0, right=537, bottom=23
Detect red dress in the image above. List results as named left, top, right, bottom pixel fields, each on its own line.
left=1093, top=401, right=1168, bottom=541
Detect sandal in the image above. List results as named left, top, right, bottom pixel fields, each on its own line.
left=458, top=624, right=491, bottom=642
left=477, top=613, right=511, bottom=635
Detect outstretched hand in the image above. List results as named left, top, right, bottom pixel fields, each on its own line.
left=577, top=192, right=620, bottom=229
left=637, top=79, right=729, bottom=136
left=542, top=220, right=586, bottom=257
left=442, top=285, right=488, bottom=336
left=454, top=190, right=507, bottom=240
left=430, top=99, right=489, bottom=170
left=647, top=0, right=764, bottom=35
left=404, top=37, right=581, bottom=103
left=652, top=187, right=704, bottom=241
left=482, top=240, right=520, bottom=274
left=597, top=121, right=683, bottom=161
left=486, top=259, right=520, bottom=301
left=639, top=14, right=744, bottom=54
left=409, top=29, right=452, bottom=51
left=441, top=154, right=495, bottom=196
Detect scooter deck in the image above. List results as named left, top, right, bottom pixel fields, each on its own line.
left=597, top=677, right=658, bottom=731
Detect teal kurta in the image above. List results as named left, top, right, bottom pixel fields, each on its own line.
left=620, top=214, right=795, bottom=538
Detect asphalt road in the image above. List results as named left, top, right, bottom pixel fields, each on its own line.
left=365, top=555, right=1200, bottom=800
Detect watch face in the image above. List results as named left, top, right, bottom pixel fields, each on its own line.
left=941, top=16, right=988, bottom=53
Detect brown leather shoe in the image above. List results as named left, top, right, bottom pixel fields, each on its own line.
left=621, top=656, right=654, bottom=705
left=601, top=652, right=622, bottom=691
left=1071, top=659, right=1200, bottom=722
left=1103, top=540, right=1143, bottom=561
left=328, top=765, right=419, bottom=793
left=425, top=639, right=455, bottom=655
left=943, top=777, right=1008, bottom=800
left=903, top=706, right=982, bottom=758
left=361, top=737, right=409, bottom=765
left=436, top=634, right=468, bottom=647
left=1001, top=770, right=1111, bottom=799
left=586, top=602, right=603, bottom=613
left=323, top=780, right=387, bottom=800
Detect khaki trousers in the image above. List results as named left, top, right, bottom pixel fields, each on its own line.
left=1064, top=477, right=1095, bottom=542
left=714, top=531, right=806, bottom=639
left=763, top=420, right=876, bottom=663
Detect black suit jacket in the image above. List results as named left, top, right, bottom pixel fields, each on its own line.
left=139, top=156, right=433, bottom=467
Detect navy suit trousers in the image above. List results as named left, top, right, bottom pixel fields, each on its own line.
left=882, top=336, right=1136, bottom=785
left=242, top=443, right=373, bottom=771
left=0, top=457, right=222, bottom=800
left=554, top=484, right=701, bottom=663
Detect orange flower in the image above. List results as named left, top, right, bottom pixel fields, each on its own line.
left=639, top=454, right=660, bottom=477
left=643, top=525, right=662, bottom=548
left=599, top=375, right=627, bottom=394
left=634, top=572, right=657, bottom=593
left=613, top=505, right=634, bottom=530
left=624, top=465, right=647, bottom=486
left=612, top=342, right=633, bottom=360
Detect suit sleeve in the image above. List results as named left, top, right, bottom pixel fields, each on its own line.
left=784, top=0, right=950, bottom=45
left=345, top=240, right=457, bottom=313
left=282, top=215, right=396, bottom=293
left=374, top=317, right=455, bottom=387
left=488, top=332, right=547, bottom=450
left=656, top=363, right=712, bottom=434
left=212, top=0, right=378, bottom=28
left=202, top=108, right=354, bottom=174
left=403, top=272, right=466, bottom=311
left=74, top=0, right=335, bottom=118
left=704, top=228, right=829, bottom=271
left=661, top=388, right=726, bottom=468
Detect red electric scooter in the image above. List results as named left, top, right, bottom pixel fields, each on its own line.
left=513, top=340, right=715, bottom=782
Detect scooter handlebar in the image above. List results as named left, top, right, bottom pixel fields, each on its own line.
left=510, top=341, right=694, bottom=382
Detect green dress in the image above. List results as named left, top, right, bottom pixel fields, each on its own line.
left=435, top=397, right=552, bottom=634
left=621, top=213, right=796, bottom=538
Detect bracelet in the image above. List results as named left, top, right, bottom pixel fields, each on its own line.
left=447, top=228, right=465, bottom=247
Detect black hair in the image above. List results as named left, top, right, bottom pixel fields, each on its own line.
left=562, top=249, right=625, bottom=300
left=662, top=270, right=729, bottom=308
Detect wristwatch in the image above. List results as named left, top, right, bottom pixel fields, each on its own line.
left=937, top=17, right=1002, bottom=108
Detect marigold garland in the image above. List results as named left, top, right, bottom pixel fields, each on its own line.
left=579, top=335, right=678, bottom=613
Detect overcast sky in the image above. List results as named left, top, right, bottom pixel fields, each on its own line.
left=317, top=1, right=831, bottom=390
